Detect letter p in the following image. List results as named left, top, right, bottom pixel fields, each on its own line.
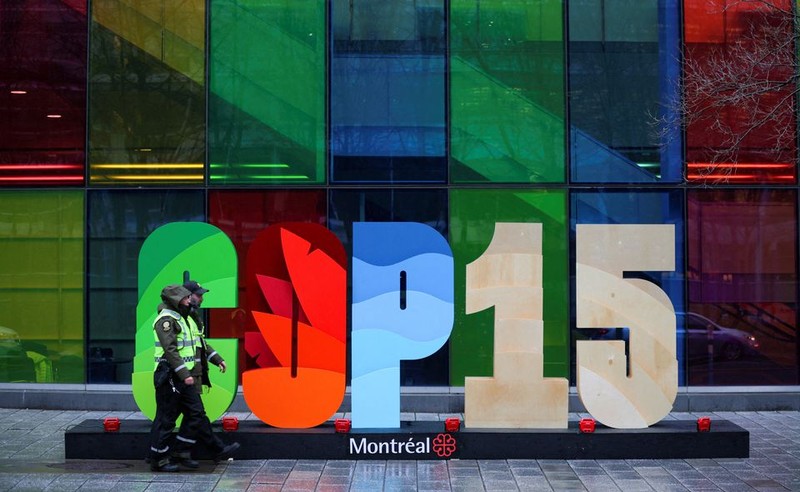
left=351, top=222, right=454, bottom=428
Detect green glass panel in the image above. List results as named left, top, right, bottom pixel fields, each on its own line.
left=450, top=0, right=565, bottom=183
left=134, top=222, right=238, bottom=420
left=87, top=190, right=204, bottom=383
left=89, top=0, right=206, bottom=185
left=449, top=189, right=568, bottom=385
left=0, top=191, right=84, bottom=383
left=210, top=0, right=326, bottom=184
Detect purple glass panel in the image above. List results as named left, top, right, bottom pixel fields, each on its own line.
left=687, top=190, right=798, bottom=385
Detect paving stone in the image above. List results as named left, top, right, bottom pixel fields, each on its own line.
left=649, top=483, right=692, bottom=492
left=276, top=478, right=318, bottom=490
left=580, top=477, right=622, bottom=492
left=314, top=486, right=348, bottom=492
left=250, top=472, right=288, bottom=484
left=545, top=479, right=587, bottom=491
left=448, top=467, right=481, bottom=478
left=243, top=485, right=282, bottom=492
left=108, top=482, right=150, bottom=492
left=415, top=480, right=452, bottom=491
left=480, top=479, right=520, bottom=491
left=448, top=476, right=484, bottom=488
left=610, top=478, right=657, bottom=491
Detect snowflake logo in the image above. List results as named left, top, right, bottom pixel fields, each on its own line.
left=432, top=433, right=457, bottom=458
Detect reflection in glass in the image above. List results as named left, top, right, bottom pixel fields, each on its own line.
left=0, top=1, right=87, bottom=185
left=450, top=0, right=565, bottom=183
left=569, top=0, right=681, bottom=182
left=330, top=189, right=449, bottom=385
left=683, top=0, right=796, bottom=183
left=87, top=190, right=204, bottom=383
left=687, top=190, right=798, bottom=385
left=0, top=192, right=84, bottom=383
left=450, top=189, right=569, bottom=384
left=210, top=1, right=325, bottom=184
left=89, top=0, right=205, bottom=184
left=208, top=190, right=327, bottom=375
left=331, top=0, right=446, bottom=183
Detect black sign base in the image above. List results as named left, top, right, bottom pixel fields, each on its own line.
left=65, top=419, right=749, bottom=460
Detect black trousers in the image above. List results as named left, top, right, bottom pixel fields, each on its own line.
left=178, top=398, right=225, bottom=455
left=148, top=374, right=207, bottom=462
left=182, top=379, right=225, bottom=453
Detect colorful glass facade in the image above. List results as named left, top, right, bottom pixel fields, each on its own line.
left=0, top=1, right=798, bottom=389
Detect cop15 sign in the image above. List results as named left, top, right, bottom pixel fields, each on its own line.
left=133, top=221, right=677, bottom=430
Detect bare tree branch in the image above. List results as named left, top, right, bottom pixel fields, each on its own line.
left=657, top=0, right=797, bottom=183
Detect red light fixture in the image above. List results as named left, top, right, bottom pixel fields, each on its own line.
left=579, top=418, right=596, bottom=433
left=697, top=417, right=712, bottom=432
left=0, top=164, right=82, bottom=171
left=222, top=416, right=239, bottom=431
left=334, top=418, right=351, bottom=433
left=103, top=417, right=120, bottom=432
left=444, top=417, right=461, bottom=433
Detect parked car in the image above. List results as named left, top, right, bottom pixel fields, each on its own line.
left=0, top=326, right=36, bottom=382
left=584, top=312, right=759, bottom=362
left=678, top=312, right=760, bottom=361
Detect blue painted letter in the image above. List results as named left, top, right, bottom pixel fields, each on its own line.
left=351, top=222, right=454, bottom=428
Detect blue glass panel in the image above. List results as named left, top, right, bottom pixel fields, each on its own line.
left=571, top=190, right=686, bottom=383
left=330, top=1, right=446, bottom=183
left=329, top=189, right=449, bottom=387
left=569, top=0, right=681, bottom=183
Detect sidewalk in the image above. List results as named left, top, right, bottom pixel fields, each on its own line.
left=0, top=409, right=797, bottom=491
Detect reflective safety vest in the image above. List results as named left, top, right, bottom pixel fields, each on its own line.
left=153, top=309, right=199, bottom=372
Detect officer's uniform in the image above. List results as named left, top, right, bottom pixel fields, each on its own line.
left=148, top=285, right=208, bottom=471
left=187, top=311, right=224, bottom=393
left=181, top=309, right=227, bottom=454
left=170, top=280, right=240, bottom=466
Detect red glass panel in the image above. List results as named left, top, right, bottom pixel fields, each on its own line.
left=687, top=190, right=798, bottom=385
left=0, top=0, right=87, bottom=185
left=683, top=0, right=796, bottom=184
left=683, top=0, right=725, bottom=43
left=207, top=190, right=327, bottom=373
left=242, top=223, right=347, bottom=428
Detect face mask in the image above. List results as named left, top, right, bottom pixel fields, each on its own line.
left=178, top=303, right=191, bottom=316
left=189, top=298, right=200, bottom=311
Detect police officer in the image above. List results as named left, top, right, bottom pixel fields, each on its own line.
left=169, top=280, right=239, bottom=468
left=183, top=280, right=227, bottom=391
left=148, top=284, right=208, bottom=472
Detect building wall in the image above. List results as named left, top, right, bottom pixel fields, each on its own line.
left=0, top=1, right=797, bottom=392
